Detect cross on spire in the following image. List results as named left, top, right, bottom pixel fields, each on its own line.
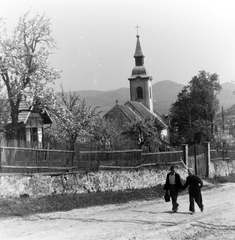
left=135, top=25, right=140, bottom=36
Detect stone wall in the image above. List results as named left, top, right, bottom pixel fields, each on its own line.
left=209, top=159, right=235, bottom=177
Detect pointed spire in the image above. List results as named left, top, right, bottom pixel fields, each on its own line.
left=134, top=35, right=144, bottom=58
left=133, top=32, right=144, bottom=66
left=134, top=25, right=144, bottom=58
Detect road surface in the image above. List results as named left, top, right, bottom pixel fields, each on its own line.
left=0, top=181, right=235, bottom=240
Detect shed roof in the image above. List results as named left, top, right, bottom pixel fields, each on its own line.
left=5, top=100, right=52, bottom=125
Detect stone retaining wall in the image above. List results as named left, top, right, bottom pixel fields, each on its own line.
left=209, top=159, right=235, bottom=177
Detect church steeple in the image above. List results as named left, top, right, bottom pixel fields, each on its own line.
left=134, top=35, right=144, bottom=66
left=128, top=29, right=153, bottom=112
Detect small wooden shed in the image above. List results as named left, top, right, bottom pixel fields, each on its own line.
left=5, top=101, right=52, bottom=148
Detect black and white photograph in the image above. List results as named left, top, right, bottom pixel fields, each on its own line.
left=0, top=0, right=235, bottom=239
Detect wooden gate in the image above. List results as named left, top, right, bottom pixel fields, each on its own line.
left=188, top=144, right=207, bottom=177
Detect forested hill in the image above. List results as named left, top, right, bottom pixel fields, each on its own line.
left=63, top=80, right=235, bottom=115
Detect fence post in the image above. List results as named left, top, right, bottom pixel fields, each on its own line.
left=182, top=144, right=189, bottom=167
left=203, top=142, right=210, bottom=177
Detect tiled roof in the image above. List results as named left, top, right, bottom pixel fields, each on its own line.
left=153, top=109, right=165, bottom=121
left=117, top=105, right=141, bottom=122
left=125, top=101, right=167, bottom=128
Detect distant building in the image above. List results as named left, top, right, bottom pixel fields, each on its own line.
left=104, top=33, right=168, bottom=143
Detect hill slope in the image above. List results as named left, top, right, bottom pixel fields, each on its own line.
left=152, top=80, right=184, bottom=114
left=217, top=82, right=235, bottom=110
left=66, top=81, right=235, bottom=115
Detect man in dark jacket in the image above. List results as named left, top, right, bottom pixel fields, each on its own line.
left=164, top=165, right=183, bottom=212
left=181, top=168, right=204, bottom=214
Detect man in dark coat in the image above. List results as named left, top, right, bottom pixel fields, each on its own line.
left=164, top=165, right=183, bottom=212
left=181, top=168, right=204, bottom=214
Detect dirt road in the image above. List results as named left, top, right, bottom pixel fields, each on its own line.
left=1, top=181, right=235, bottom=240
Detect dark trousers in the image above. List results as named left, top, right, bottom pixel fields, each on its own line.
left=169, top=185, right=179, bottom=211
left=189, top=191, right=203, bottom=212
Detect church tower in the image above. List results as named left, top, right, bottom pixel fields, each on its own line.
left=128, top=32, right=153, bottom=112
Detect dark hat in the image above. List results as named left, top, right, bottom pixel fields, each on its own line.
left=170, top=165, right=176, bottom=171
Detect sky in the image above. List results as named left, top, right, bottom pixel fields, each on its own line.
left=0, top=0, right=235, bottom=92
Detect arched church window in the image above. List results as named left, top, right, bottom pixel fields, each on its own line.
left=137, top=87, right=143, bottom=99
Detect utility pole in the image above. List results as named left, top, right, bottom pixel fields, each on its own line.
left=222, top=106, right=225, bottom=161
left=222, top=106, right=225, bottom=133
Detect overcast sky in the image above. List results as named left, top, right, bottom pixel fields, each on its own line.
left=1, top=0, right=235, bottom=92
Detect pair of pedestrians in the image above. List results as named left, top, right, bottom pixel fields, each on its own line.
left=164, top=165, right=204, bottom=214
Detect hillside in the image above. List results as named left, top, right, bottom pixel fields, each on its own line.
left=217, top=82, right=235, bottom=110
left=69, top=80, right=184, bottom=115
left=152, top=80, right=184, bottom=114
left=215, top=104, right=235, bottom=129
left=70, top=88, right=130, bottom=114
left=66, top=80, right=235, bottom=115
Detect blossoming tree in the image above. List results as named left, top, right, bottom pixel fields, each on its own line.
left=0, top=12, right=60, bottom=139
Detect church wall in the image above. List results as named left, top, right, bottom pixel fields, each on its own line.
left=147, top=80, right=153, bottom=112
left=129, top=78, right=153, bottom=111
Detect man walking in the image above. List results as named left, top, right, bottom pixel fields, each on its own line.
left=164, top=165, right=182, bottom=212
left=181, top=168, right=204, bottom=214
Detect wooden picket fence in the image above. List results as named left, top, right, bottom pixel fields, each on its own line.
left=5, top=141, right=235, bottom=175
left=0, top=144, right=185, bottom=174
left=78, top=149, right=143, bottom=171
left=0, top=146, right=75, bottom=174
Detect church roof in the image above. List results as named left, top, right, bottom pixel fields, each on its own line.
left=129, top=34, right=151, bottom=80
left=104, top=101, right=167, bottom=129
left=117, top=104, right=141, bottom=122
left=125, top=101, right=167, bottom=128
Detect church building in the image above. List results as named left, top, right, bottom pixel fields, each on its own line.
left=104, top=32, right=168, bottom=140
